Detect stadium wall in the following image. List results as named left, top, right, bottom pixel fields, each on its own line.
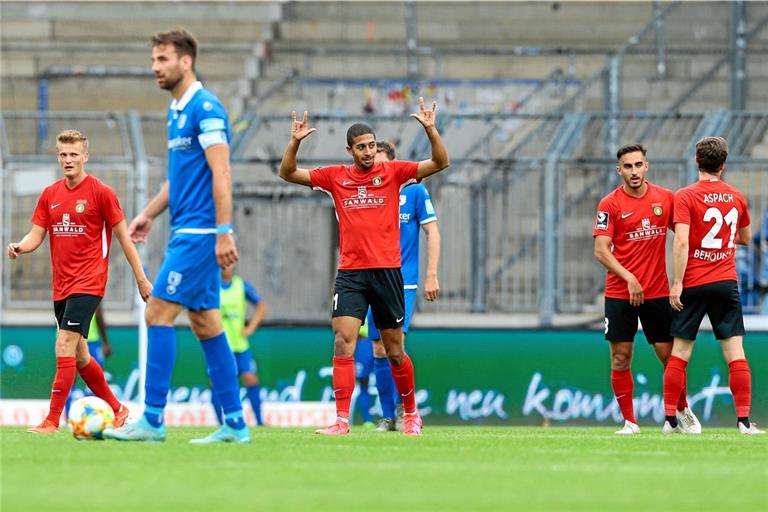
left=2, top=326, right=766, bottom=428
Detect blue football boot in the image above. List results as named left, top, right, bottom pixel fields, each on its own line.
left=103, top=415, right=166, bottom=442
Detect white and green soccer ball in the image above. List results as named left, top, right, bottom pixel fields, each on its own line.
left=67, top=396, right=115, bottom=440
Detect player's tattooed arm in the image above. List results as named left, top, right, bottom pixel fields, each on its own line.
left=412, top=98, right=449, bottom=179
left=279, top=111, right=316, bottom=187
left=7, top=224, right=47, bottom=259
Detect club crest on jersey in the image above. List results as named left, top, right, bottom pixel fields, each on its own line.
left=642, top=218, right=651, bottom=230
left=177, top=114, right=187, bottom=129
left=372, top=176, right=383, bottom=186
left=595, top=211, right=609, bottom=230
left=75, top=200, right=87, bottom=213
left=400, top=194, right=407, bottom=206
left=652, top=203, right=663, bottom=216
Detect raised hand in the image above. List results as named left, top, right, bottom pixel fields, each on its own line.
left=410, top=97, right=437, bottom=129
left=291, top=110, right=317, bottom=142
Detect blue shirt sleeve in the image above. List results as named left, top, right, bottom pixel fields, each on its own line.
left=416, top=185, right=437, bottom=224
left=195, top=96, right=229, bottom=149
left=243, top=281, right=261, bottom=304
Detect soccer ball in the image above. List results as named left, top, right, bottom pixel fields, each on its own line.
left=68, top=396, right=115, bottom=440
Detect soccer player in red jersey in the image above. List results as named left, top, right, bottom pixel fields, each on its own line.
left=664, top=136, right=764, bottom=434
left=7, top=130, right=153, bottom=433
left=594, top=144, right=699, bottom=434
left=279, top=98, right=449, bottom=435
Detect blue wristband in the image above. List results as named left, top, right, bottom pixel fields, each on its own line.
left=216, top=224, right=233, bottom=235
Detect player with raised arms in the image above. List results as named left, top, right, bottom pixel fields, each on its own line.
left=279, top=98, right=449, bottom=435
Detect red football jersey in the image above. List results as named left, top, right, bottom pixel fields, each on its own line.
left=673, top=179, right=750, bottom=288
left=310, top=160, right=418, bottom=269
left=31, top=175, right=125, bottom=300
left=593, top=182, right=674, bottom=299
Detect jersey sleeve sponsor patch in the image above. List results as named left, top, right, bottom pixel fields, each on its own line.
left=198, top=130, right=227, bottom=149
left=199, top=117, right=226, bottom=133
left=595, top=211, right=609, bottom=230
left=425, top=198, right=435, bottom=216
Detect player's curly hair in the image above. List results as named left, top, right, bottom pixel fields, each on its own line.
left=616, top=143, right=646, bottom=161
left=56, top=129, right=88, bottom=150
left=151, top=29, right=198, bottom=69
left=696, top=136, right=728, bottom=174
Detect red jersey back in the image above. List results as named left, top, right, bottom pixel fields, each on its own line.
left=31, top=175, right=125, bottom=300
left=673, top=179, right=750, bottom=288
left=593, top=182, right=674, bottom=299
left=310, top=160, right=418, bottom=269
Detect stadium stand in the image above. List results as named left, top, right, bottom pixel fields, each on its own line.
left=3, top=1, right=768, bottom=324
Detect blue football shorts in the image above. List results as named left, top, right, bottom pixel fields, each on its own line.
left=233, top=350, right=258, bottom=375
left=152, top=232, right=221, bottom=311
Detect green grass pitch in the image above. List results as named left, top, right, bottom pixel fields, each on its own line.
left=2, top=426, right=765, bottom=511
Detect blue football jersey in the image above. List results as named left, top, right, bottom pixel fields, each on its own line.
left=399, top=184, right=437, bottom=286
left=166, top=81, right=230, bottom=231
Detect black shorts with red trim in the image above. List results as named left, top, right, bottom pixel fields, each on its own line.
left=670, top=280, right=744, bottom=341
left=332, top=268, right=405, bottom=330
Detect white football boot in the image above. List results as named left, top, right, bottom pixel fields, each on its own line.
left=662, top=420, right=682, bottom=434
left=615, top=420, right=640, bottom=435
left=676, top=407, right=702, bottom=434
left=738, top=422, right=766, bottom=435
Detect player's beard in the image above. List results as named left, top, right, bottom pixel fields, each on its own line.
left=158, top=70, right=183, bottom=92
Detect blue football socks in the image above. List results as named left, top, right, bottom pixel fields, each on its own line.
left=246, top=384, right=262, bottom=426
left=201, top=332, right=245, bottom=430
left=374, top=357, right=396, bottom=419
left=143, top=326, right=177, bottom=427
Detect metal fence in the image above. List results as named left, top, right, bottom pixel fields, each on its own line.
left=2, top=110, right=768, bottom=324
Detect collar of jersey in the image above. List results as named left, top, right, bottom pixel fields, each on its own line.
left=170, top=81, right=203, bottom=112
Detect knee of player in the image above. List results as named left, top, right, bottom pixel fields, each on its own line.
left=55, top=330, right=81, bottom=354
left=372, top=340, right=386, bottom=357
left=611, top=351, right=632, bottom=370
left=386, top=350, right=405, bottom=366
left=241, top=372, right=259, bottom=386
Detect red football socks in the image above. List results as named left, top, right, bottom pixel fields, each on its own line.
left=46, top=356, right=77, bottom=425
left=332, top=356, right=355, bottom=420
left=610, top=369, right=636, bottom=424
left=391, top=354, right=417, bottom=414
left=728, top=359, right=751, bottom=418
left=78, top=358, right=121, bottom=413
left=663, top=355, right=688, bottom=416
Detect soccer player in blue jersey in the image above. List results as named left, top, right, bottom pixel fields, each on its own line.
left=367, top=141, right=441, bottom=431
left=211, top=264, right=267, bottom=426
left=105, top=29, right=249, bottom=444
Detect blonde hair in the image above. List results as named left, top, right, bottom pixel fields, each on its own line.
left=56, top=129, right=88, bottom=151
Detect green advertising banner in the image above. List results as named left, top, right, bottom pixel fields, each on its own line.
left=1, top=326, right=766, bottom=427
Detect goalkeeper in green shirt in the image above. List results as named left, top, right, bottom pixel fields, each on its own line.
left=212, top=264, right=267, bottom=425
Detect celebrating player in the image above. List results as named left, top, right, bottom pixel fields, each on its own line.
left=663, top=136, right=764, bottom=434
left=366, top=141, right=441, bottom=432
left=594, top=143, right=699, bottom=435
left=211, top=264, right=268, bottom=426
left=279, top=98, right=449, bottom=435
left=8, top=129, right=152, bottom=433
left=105, top=29, right=248, bottom=444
